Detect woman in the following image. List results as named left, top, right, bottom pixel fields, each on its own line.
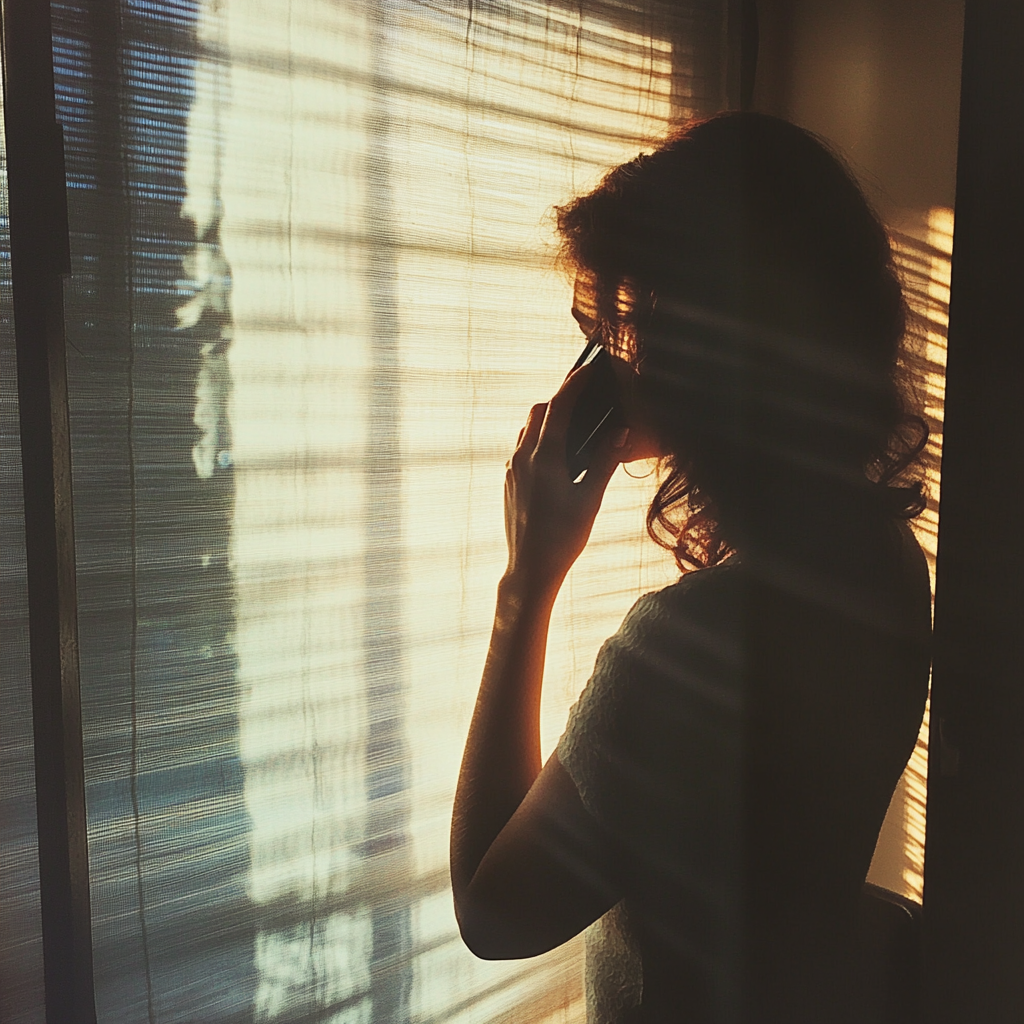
left=450, top=112, right=931, bottom=1023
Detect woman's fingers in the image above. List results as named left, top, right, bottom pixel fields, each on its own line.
left=545, top=364, right=593, bottom=433
left=536, top=363, right=595, bottom=456
left=517, top=403, right=547, bottom=457
left=513, top=360, right=603, bottom=470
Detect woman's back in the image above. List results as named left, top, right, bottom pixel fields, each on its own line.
left=743, top=519, right=930, bottom=1020
left=559, top=521, right=931, bottom=1021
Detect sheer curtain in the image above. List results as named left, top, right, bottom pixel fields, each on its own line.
left=45, top=2, right=733, bottom=1021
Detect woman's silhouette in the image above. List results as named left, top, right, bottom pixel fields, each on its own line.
left=450, top=112, right=931, bottom=1023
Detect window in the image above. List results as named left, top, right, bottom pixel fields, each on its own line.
left=1, top=2, right=734, bottom=1021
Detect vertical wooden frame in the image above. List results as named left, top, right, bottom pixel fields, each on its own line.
left=925, top=0, right=1024, bottom=1018
left=0, top=0, right=96, bottom=1020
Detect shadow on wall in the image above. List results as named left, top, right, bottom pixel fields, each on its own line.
left=750, top=0, right=964, bottom=901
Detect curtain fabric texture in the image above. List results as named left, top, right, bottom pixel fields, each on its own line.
left=30, top=2, right=731, bottom=1021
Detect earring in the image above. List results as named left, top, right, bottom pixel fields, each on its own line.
left=623, top=459, right=657, bottom=480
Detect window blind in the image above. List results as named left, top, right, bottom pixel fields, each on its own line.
left=42, top=2, right=734, bottom=1021
left=866, top=206, right=953, bottom=903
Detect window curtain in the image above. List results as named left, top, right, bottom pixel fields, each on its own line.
left=36, top=2, right=734, bottom=1021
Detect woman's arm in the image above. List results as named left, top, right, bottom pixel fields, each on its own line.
left=451, top=574, right=620, bottom=958
left=450, top=368, right=629, bottom=958
left=449, top=569, right=557, bottom=917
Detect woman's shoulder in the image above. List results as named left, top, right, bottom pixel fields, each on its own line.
left=561, top=563, right=740, bottom=720
left=619, top=559, right=745, bottom=647
left=559, top=561, right=745, bottom=822
left=596, top=560, right=747, bottom=736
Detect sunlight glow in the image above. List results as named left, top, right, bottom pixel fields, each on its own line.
left=185, top=1, right=677, bottom=1018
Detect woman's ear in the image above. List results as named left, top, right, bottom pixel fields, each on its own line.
left=607, top=352, right=665, bottom=463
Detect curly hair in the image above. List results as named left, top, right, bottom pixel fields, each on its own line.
left=556, top=112, right=926, bottom=572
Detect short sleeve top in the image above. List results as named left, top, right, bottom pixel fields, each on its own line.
left=557, top=561, right=746, bottom=1024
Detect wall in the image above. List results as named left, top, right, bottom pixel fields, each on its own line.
left=750, top=0, right=964, bottom=899
left=753, top=0, right=963, bottom=221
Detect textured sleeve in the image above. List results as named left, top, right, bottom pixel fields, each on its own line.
left=556, top=591, right=662, bottom=825
left=556, top=565, right=745, bottom=840
left=557, top=566, right=746, bottom=1024
left=557, top=594, right=662, bottom=1024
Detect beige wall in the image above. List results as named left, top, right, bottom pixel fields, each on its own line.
left=753, top=0, right=963, bottom=221
left=750, top=0, right=964, bottom=899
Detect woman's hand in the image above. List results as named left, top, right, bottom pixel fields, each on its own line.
left=504, top=365, right=629, bottom=595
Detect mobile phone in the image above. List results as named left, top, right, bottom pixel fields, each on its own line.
left=565, top=339, right=623, bottom=481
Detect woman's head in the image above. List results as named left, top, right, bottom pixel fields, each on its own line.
left=556, top=112, right=925, bottom=570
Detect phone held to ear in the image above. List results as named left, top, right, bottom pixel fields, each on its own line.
left=565, top=339, right=623, bottom=482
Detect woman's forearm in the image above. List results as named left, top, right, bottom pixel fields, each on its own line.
left=450, top=571, right=559, bottom=906
left=450, top=373, right=623, bottom=923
